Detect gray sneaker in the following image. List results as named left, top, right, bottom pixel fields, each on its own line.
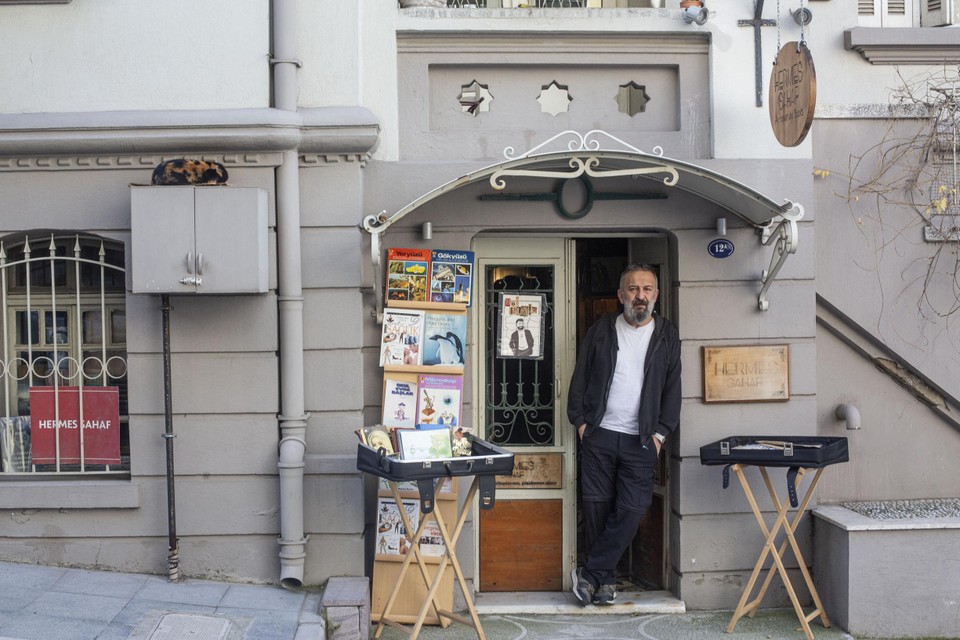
left=571, top=567, right=595, bottom=606
left=593, top=583, right=617, bottom=606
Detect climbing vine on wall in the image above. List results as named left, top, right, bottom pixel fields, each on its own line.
left=818, top=67, right=960, bottom=322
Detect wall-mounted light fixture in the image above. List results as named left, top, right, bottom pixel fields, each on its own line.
left=792, top=7, right=813, bottom=26
left=835, top=403, right=861, bottom=431
left=421, top=222, right=433, bottom=241
left=682, top=5, right=709, bottom=25
left=716, top=217, right=727, bottom=237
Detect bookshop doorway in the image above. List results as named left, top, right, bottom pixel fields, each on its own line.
left=474, top=234, right=673, bottom=595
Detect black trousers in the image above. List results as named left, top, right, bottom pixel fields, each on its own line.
left=580, top=427, right=658, bottom=587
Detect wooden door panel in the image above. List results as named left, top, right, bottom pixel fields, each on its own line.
left=479, top=499, right=563, bottom=591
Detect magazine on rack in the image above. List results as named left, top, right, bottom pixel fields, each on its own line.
left=379, top=308, right=425, bottom=366
left=382, top=376, right=417, bottom=429
left=415, top=374, right=462, bottom=429
left=375, top=496, right=420, bottom=557
left=430, top=249, right=474, bottom=306
left=386, top=248, right=430, bottom=302
left=421, top=310, right=466, bottom=366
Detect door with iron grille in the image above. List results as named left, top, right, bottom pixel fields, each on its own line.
left=473, top=235, right=673, bottom=594
left=474, top=237, right=576, bottom=592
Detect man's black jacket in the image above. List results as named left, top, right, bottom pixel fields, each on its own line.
left=566, top=312, right=681, bottom=442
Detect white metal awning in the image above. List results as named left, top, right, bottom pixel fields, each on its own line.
left=362, top=131, right=803, bottom=317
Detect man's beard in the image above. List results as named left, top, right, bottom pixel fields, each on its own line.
left=624, top=300, right=651, bottom=325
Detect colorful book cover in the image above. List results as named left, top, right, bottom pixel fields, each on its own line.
left=397, top=427, right=453, bottom=461
left=430, top=249, right=474, bottom=306
left=416, top=374, right=462, bottom=429
left=361, top=424, right=395, bottom=455
left=450, top=425, right=474, bottom=457
left=386, top=248, right=430, bottom=302
left=375, top=496, right=420, bottom=557
left=382, top=376, right=417, bottom=429
left=421, top=311, right=466, bottom=366
left=379, top=308, right=425, bottom=366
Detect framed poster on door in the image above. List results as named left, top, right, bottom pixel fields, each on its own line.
left=497, top=293, right=546, bottom=360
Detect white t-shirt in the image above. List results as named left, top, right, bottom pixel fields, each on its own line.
left=599, top=315, right=655, bottom=435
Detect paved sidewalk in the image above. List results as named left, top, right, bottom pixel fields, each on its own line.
left=0, top=560, right=867, bottom=640
left=0, top=561, right=323, bottom=640
left=373, top=609, right=857, bottom=640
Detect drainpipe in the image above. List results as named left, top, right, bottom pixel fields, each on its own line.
left=272, top=0, right=308, bottom=588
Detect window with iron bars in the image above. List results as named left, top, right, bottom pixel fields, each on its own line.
left=0, top=232, right=128, bottom=477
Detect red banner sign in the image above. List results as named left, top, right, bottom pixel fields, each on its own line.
left=30, top=386, right=121, bottom=465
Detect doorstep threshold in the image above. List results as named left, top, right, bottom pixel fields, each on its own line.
left=474, top=590, right=685, bottom=615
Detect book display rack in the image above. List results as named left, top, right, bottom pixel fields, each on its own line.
left=359, top=291, right=513, bottom=639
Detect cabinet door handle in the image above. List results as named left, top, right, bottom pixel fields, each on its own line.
left=196, top=253, right=204, bottom=276
left=186, top=252, right=194, bottom=275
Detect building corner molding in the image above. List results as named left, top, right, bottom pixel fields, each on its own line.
left=0, top=107, right=380, bottom=161
left=844, top=27, right=960, bottom=65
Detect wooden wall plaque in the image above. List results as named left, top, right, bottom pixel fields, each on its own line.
left=702, top=345, right=789, bottom=403
left=769, top=41, right=816, bottom=147
left=495, top=453, right=563, bottom=489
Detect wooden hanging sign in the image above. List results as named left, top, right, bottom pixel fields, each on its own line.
left=769, top=41, right=816, bottom=147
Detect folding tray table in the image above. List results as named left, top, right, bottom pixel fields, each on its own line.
left=357, top=434, right=515, bottom=640
left=700, top=436, right=849, bottom=640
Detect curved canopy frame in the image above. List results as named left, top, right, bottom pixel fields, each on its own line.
left=362, top=131, right=803, bottom=318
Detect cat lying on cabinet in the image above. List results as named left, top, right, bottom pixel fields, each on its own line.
left=151, top=159, right=229, bottom=186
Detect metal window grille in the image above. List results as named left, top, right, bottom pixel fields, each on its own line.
left=484, top=266, right=556, bottom=446
left=0, top=232, right=128, bottom=476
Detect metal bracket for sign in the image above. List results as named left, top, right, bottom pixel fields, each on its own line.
left=758, top=203, right=804, bottom=311
left=739, top=0, right=778, bottom=107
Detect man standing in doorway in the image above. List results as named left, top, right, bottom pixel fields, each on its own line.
left=567, top=264, right=681, bottom=606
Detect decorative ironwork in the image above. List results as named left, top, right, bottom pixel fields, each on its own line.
left=479, top=175, right=667, bottom=220
left=758, top=204, right=804, bottom=311
left=485, top=267, right=556, bottom=447
left=490, top=130, right=678, bottom=191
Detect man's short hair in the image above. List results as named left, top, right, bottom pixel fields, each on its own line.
left=619, top=264, right=659, bottom=290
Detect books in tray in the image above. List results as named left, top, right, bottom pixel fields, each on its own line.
left=379, top=308, right=466, bottom=369
left=396, top=427, right=453, bottom=461
left=430, top=250, right=474, bottom=306
left=356, top=425, right=395, bottom=455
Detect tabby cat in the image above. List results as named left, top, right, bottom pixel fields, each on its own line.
left=151, top=159, right=228, bottom=186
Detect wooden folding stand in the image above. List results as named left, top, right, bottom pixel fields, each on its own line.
left=374, top=475, right=486, bottom=640
left=725, top=463, right=830, bottom=640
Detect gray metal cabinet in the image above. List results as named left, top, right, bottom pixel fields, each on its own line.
left=130, top=186, right=268, bottom=294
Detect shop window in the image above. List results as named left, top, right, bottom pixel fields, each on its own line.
left=0, top=232, right=128, bottom=476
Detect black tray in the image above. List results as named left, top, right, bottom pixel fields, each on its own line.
left=699, top=435, right=849, bottom=468
left=700, top=436, right=849, bottom=508
left=357, top=434, right=515, bottom=513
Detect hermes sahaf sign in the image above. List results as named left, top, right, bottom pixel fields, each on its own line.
left=702, top=345, right=790, bottom=403
left=30, top=386, right=121, bottom=464
left=769, top=42, right=816, bottom=148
